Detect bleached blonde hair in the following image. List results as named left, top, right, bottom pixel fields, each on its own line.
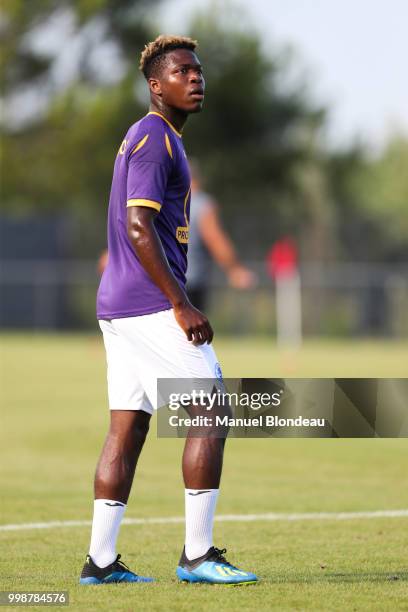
left=139, top=34, right=198, bottom=79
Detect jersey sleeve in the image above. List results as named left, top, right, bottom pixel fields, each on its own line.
left=126, top=124, right=173, bottom=212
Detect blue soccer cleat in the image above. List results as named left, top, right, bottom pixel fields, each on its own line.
left=176, top=546, right=258, bottom=585
left=79, top=554, right=154, bottom=584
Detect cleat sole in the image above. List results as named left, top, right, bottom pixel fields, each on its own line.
left=79, top=577, right=102, bottom=585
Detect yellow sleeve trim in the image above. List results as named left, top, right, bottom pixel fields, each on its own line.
left=130, top=134, right=149, bottom=156
left=126, top=199, right=162, bottom=212
left=164, top=133, right=173, bottom=159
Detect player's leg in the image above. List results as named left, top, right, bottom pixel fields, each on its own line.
left=179, top=378, right=229, bottom=559
left=182, top=432, right=225, bottom=559
left=178, top=388, right=257, bottom=584
left=80, top=320, right=154, bottom=584
left=178, top=398, right=257, bottom=584
left=83, top=410, right=150, bottom=579
left=182, top=432, right=225, bottom=488
left=94, top=409, right=150, bottom=503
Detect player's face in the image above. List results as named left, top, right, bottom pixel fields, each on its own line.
left=157, top=49, right=205, bottom=113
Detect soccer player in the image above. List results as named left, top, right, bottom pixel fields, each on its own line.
left=187, top=161, right=256, bottom=312
left=79, top=35, right=258, bottom=586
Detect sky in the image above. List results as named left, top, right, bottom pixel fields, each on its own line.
left=154, top=0, right=408, bottom=150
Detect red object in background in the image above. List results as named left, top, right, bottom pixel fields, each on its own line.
left=267, top=237, right=298, bottom=279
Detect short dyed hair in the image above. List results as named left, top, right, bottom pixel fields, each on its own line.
left=139, top=34, right=198, bottom=79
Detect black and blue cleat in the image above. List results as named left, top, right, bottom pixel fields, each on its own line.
left=79, top=554, right=154, bottom=584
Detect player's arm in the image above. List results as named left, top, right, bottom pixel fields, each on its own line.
left=199, top=202, right=256, bottom=289
left=127, top=205, right=213, bottom=346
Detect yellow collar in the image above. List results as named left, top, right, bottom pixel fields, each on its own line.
left=147, top=111, right=182, bottom=138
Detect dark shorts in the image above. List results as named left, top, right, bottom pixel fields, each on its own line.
left=186, top=285, right=208, bottom=312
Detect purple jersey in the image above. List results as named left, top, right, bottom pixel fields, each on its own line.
left=97, top=112, right=191, bottom=319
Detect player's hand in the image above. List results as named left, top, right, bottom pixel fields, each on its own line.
left=173, top=301, right=214, bottom=345
left=228, top=265, right=257, bottom=290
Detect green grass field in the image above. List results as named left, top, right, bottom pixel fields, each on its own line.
left=1, top=334, right=408, bottom=610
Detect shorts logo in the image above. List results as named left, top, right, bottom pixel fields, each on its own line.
left=215, top=362, right=223, bottom=381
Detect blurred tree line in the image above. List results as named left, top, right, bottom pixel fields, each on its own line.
left=1, top=0, right=407, bottom=263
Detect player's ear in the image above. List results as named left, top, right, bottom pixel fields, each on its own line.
left=148, top=78, right=162, bottom=96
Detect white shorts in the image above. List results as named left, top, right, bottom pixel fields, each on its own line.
left=99, top=309, right=221, bottom=414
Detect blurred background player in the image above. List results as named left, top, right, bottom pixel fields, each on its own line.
left=186, top=161, right=256, bottom=311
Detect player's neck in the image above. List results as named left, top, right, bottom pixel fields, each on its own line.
left=148, top=103, right=188, bottom=135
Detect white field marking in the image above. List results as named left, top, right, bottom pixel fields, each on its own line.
left=1, top=510, right=408, bottom=532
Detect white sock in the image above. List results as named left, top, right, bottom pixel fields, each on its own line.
left=88, top=499, right=126, bottom=568
left=184, top=488, right=219, bottom=560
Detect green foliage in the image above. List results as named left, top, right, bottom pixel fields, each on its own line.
left=0, top=0, right=155, bottom=252
left=184, top=11, right=327, bottom=226
left=353, top=137, right=408, bottom=243
left=0, top=0, right=152, bottom=82
left=328, top=136, right=408, bottom=259
left=1, top=78, right=139, bottom=212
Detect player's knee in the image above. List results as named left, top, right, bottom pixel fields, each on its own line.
left=132, top=416, right=150, bottom=442
left=108, top=412, right=150, bottom=446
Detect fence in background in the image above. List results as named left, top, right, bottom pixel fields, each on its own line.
left=0, top=260, right=407, bottom=337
